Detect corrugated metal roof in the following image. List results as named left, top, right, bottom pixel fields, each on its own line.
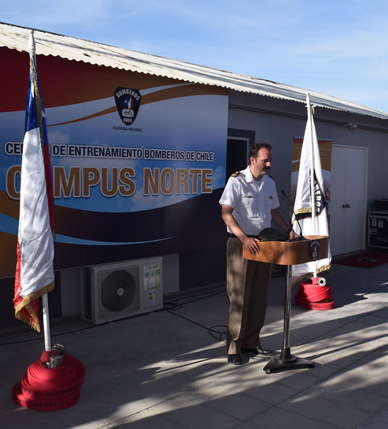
left=1, top=21, right=388, bottom=120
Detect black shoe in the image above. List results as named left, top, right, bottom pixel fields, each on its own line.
left=227, top=353, right=242, bottom=365
left=241, top=346, right=274, bottom=359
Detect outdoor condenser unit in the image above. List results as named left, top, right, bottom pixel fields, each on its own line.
left=82, top=258, right=163, bottom=324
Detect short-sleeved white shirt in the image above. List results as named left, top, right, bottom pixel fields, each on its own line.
left=219, top=166, right=280, bottom=236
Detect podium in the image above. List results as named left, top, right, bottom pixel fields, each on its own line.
left=243, top=236, right=329, bottom=374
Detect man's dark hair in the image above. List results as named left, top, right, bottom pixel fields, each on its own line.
left=249, top=143, right=272, bottom=159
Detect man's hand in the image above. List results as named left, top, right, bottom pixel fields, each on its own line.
left=243, top=236, right=260, bottom=255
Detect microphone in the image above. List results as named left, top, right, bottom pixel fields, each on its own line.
left=280, top=189, right=305, bottom=240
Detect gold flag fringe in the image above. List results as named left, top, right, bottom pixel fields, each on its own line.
left=15, top=282, right=55, bottom=332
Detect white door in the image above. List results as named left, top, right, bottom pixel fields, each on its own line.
left=330, top=145, right=368, bottom=256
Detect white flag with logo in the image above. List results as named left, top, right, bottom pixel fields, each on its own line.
left=292, top=94, right=331, bottom=284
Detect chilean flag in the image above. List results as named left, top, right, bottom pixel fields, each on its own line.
left=13, top=52, right=55, bottom=332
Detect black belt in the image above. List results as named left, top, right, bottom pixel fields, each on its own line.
left=229, top=234, right=259, bottom=239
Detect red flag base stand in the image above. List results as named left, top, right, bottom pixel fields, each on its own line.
left=12, top=345, right=85, bottom=411
left=295, top=277, right=335, bottom=310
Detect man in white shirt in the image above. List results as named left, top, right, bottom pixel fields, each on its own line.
left=219, top=143, right=296, bottom=364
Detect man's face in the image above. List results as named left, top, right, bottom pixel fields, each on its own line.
left=250, top=148, right=272, bottom=179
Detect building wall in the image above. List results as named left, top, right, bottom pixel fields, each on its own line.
left=0, top=49, right=229, bottom=330
left=2, top=49, right=388, bottom=331
left=228, top=91, right=388, bottom=223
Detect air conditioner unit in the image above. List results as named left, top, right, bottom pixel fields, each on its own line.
left=82, top=257, right=163, bottom=324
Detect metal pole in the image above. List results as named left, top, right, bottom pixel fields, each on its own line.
left=279, top=265, right=296, bottom=362
left=263, top=262, right=314, bottom=373
left=306, top=93, right=318, bottom=277
left=42, top=294, right=52, bottom=351
left=30, top=31, right=52, bottom=353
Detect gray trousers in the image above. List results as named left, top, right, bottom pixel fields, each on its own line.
left=226, top=236, right=272, bottom=355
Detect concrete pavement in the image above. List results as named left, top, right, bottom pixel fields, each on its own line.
left=1, top=261, right=388, bottom=428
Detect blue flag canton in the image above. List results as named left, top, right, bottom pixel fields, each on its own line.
left=25, top=68, right=49, bottom=147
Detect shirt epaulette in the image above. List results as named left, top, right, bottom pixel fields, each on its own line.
left=231, top=171, right=240, bottom=178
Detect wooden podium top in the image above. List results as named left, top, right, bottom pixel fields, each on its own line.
left=243, top=236, right=329, bottom=266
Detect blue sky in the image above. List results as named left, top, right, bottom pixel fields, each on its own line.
left=2, top=0, right=388, bottom=112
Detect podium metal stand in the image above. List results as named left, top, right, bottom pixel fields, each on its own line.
left=243, top=236, right=329, bottom=374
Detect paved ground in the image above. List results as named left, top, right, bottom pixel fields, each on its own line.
left=1, top=260, right=388, bottom=428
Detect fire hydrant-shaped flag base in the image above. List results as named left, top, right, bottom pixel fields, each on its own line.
left=12, top=344, right=85, bottom=411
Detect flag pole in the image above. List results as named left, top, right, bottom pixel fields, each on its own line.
left=13, top=31, right=85, bottom=413
left=29, top=30, right=52, bottom=352
left=306, top=93, right=318, bottom=277
left=42, top=294, right=52, bottom=351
